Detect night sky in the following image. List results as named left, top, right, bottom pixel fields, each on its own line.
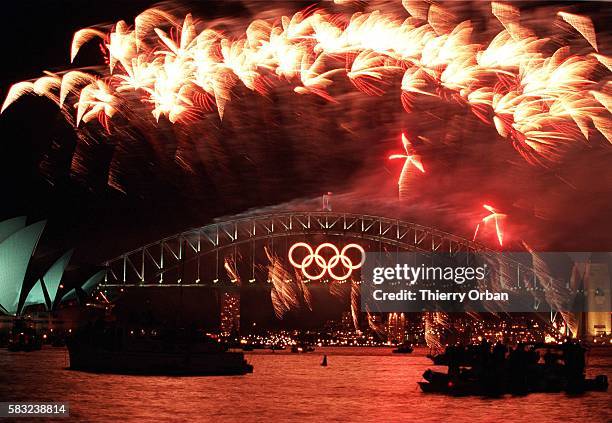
left=0, top=1, right=364, bottom=327
left=0, top=1, right=323, bottom=264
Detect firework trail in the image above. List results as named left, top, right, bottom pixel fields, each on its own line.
left=263, top=246, right=315, bottom=318
left=296, top=275, right=313, bottom=311
left=564, top=262, right=595, bottom=337
left=434, top=310, right=448, bottom=328
left=473, top=204, right=506, bottom=246
left=224, top=253, right=241, bottom=285
left=479, top=254, right=513, bottom=313
left=326, top=279, right=361, bottom=329
left=522, top=241, right=579, bottom=335
left=476, top=241, right=580, bottom=335
left=561, top=311, right=579, bottom=339
left=264, top=246, right=299, bottom=318
left=522, top=241, right=569, bottom=310
left=423, top=312, right=443, bottom=352
left=366, top=311, right=386, bottom=335
left=2, top=0, right=610, bottom=172
left=1, top=0, right=611, bottom=256
left=329, top=279, right=348, bottom=299
left=388, top=132, right=425, bottom=197
left=350, top=281, right=360, bottom=330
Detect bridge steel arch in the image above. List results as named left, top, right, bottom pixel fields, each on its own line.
left=102, top=212, right=547, bottom=291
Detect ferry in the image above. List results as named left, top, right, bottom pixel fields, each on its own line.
left=66, top=326, right=253, bottom=376
left=392, top=343, right=414, bottom=354
left=419, top=342, right=608, bottom=396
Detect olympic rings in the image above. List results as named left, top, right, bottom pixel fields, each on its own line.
left=288, top=242, right=366, bottom=280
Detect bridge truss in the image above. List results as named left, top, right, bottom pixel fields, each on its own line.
left=101, top=212, right=550, bottom=292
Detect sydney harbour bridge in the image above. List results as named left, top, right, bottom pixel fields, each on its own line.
left=97, top=210, right=609, bottom=339
left=0, top=211, right=557, bottom=314
left=101, top=211, right=552, bottom=294
left=0, top=211, right=605, bottom=339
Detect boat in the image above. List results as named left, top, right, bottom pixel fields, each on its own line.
left=426, top=345, right=479, bottom=366
left=418, top=369, right=608, bottom=396
left=426, top=353, right=449, bottom=365
left=418, top=342, right=608, bottom=396
left=392, top=343, right=414, bottom=354
left=66, top=326, right=253, bottom=376
left=242, top=342, right=266, bottom=351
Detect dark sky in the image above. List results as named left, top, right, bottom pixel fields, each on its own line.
left=0, top=0, right=321, bottom=265
left=1, top=1, right=178, bottom=262
left=0, top=1, right=367, bottom=327
left=2, top=0, right=610, bottom=263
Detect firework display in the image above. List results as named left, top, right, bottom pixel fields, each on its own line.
left=2, top=1, right=609, bottom=163
left=1, top=2, right=611, bottom=421
left=0, top=1, right=609, bottom=330
left=1, top=0, right=609, bottom=333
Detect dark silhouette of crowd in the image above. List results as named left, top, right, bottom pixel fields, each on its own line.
left=439, top=338, right=588, bottom=394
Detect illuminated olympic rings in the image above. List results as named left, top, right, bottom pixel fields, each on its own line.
left=288, top=242, right=366, bottom=280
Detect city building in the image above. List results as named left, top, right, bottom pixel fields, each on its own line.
left=220, top=291, right=240, bottom=337
left=341, top=311, right=354, bottom=332
left=572, top=261, right=612, bottom=340
left=386, top=312, right=406, bottom=343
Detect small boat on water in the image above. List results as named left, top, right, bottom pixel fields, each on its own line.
left=242, top=342, right=266, bottom=351
left=426, top=352, right=449, bottom=365
left=67, top=326, right=253, bottom=376
left=392, top=343, right=414, bottom=354
left=418, top=369, right=608, bottom=396
left=419, top=341, right=608, bottom=396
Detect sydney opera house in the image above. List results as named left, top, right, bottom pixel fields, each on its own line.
left=0, top=216, right=105, bottom=319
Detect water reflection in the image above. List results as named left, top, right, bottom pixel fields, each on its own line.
left=0, top=347, right=610, bottom=422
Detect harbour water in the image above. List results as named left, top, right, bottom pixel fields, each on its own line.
left=0, top=347, right=610, bottom=422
